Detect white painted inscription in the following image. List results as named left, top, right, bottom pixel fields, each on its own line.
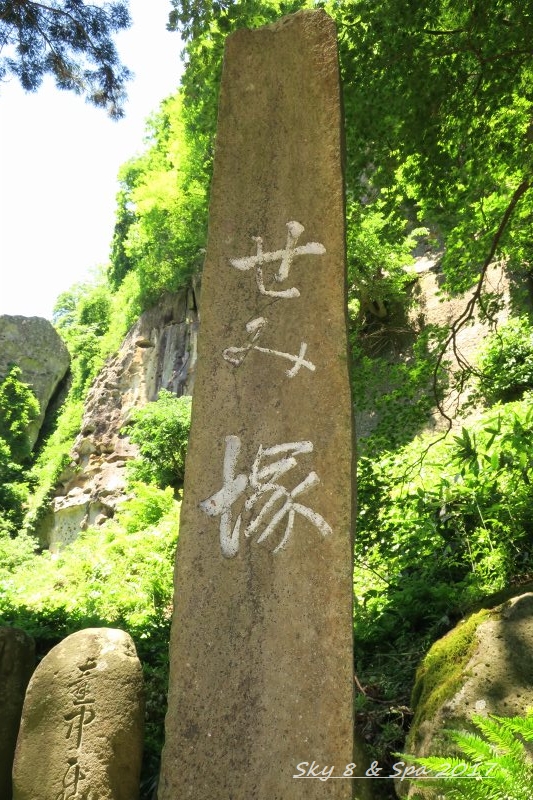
left=200, top=436, right=332, bottom=557
left=229, top=220, right=326, bottom=298
left=223, top=317, right=316, bottom=377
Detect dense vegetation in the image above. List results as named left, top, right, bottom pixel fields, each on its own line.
left=2, top=1, right=533, bottom=798
left=0, top=367, right=39, bottom=537
left=0, top=484, right=180, bottom=795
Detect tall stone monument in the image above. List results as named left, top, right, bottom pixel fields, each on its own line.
left=159, top=10, right=362, bottom=799
left=12, top=628, right=144, bottom=800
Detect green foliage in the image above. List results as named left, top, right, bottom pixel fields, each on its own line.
left=163, top=0, right=533, bottom=326
left=0, top=0, right=132, bottom=117
left=108, top=91, right=209, bottom=308
left=116, top=482, right=177, bottom=533
left=403, top=712, right=533, bottom=799
left=0, top=438, right=30, bottom=535
left=0, top=366, right=40, bottom=534
left=352, top=324, right=449, bottom=455
left=53, top=280, right=114, bottom=399
left=335, top=0, right=533, bottom=297
left=358, top=397, right=533, bottom=615
left=354, top=396, right=533, bottom=750
left=125, top=390, right=192, bottom=489
left=0, top=488, right=180, bottom=796
left=475, top=316, right=533, bottom=405
left=0, top=527, right=38, bottom=576
left=0, top=365, right=39, bottom=464
left=25, top=398, right=85, bottom=534
left=347, top=200, right=427, bottom=323
left=3, top=495, right=179, bottom=626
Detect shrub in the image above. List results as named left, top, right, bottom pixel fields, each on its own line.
left=0, top=489, right=180, bottom=797
left=125, top=390, right=192, bottom=489
left=0, top=365, right=40, bottom=463
left=476, top=316, right=533, bottom=404
left=0, top=529, right=37, bottom=576
left=353, top=396, right=533, bottom=736
left=115, top=483, right=176, bottom=534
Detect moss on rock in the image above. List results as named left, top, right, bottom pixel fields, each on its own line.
left=409, top=608, right=491, bottom=748
left=405, top=591, right=533, bottom=791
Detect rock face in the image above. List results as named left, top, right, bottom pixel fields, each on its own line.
left=0, top=315, right=70, bottom=447
left=355, top=258, right=525, bottom=441
left=40, top=287, right=199, bottom=551
left=12, top=628, right=144, bottom=800
left=159, top=11, right=367, bottom=800
left=400, top=592, right=533, bottom=796
left=0, top=627, right=35, bottom=800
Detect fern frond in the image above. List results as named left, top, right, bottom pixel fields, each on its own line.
left=490, top=710, right=533, bottom=742
left=447, top=729, right=497, bottom=762
left=471, top=714, right=525, bottom=761
left=405, top=754, right=471, bottom=772
left=400, top=711, right=533, bottom=800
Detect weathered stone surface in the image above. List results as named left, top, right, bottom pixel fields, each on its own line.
left=0, top=627, right=35, bottom=800
left=0, top=315, right=70, bottom=447
left=159, top=11, right=365, bottom=800
left=355, top=255, right=525, bottom=443
left=38, top=287, right=199, bottom=551
left=400, top=593, right=533, bottom=796
left=12, top=628, right=144, bottom=800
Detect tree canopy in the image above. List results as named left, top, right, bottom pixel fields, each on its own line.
left=0, top=0, right=132, bottom=117
left=160, top=0, right=533, bottom=309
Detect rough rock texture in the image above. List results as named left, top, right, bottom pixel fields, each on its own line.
left=412, top=259, right=519, bottom=427
left=159, top=11, right=369, bottom=800
left=39, top=287, right=199, bottom=551
left=355, top=257, right=526, bottom=441
left=399, top=593, right=533, bottom=796
left=0, top=315, right=70, bottom=447
left=0, top=627, right=35, bottom=800
left=12, top=628, right=144, bottom=800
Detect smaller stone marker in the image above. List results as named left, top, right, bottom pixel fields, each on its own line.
left=12, top=628, right=144, bottom=800
left=0, top=627, right=35, bottom=800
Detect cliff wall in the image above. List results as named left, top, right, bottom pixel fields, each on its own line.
left=39, top=258, right=526, bottom=550
left=39, top=286, right=199, bottom=551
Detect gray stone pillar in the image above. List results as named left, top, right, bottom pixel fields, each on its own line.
left=159, top=10, right=361, bottom=799
left=0, top=627, right=35, bottom=800
left=12, top=628, right=144, bottom=800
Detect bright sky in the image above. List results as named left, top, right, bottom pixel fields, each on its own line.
left=0, top=0, right=183, bottom=320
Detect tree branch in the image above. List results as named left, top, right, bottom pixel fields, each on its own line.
left=432, top=178, right=532, bottom=428
left=420, top=28, right=468, bottom=36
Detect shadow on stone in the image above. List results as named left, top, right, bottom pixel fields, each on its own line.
left=0, top=626, right=35, bottom=800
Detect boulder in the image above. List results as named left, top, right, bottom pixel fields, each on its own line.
left=0, top=315, right=70, bottom=447
left=12, top=628, right=144, bottom=800
left=0, top=627, right=35, bottom=800
left=400, top=592, right=533, bottom=795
